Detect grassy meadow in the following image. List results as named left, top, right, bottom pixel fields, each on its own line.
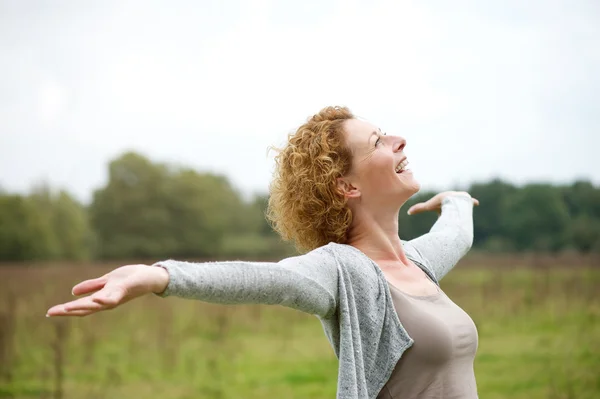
left=0, top=254, right=599, bottom=399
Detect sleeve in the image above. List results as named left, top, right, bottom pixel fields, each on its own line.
left=407, top=193, right=474, bottom=281
left=151, top=246, right=338, bottom=319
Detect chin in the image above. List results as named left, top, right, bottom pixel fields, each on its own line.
left=410, top=179, right=421, bottom=194
left=403, top=173, right=421, bottom=193
left=397, top=177, right=420, bottom=204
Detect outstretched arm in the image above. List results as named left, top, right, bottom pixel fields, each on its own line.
left=406, top=192, right=477, bottom=281
left=46, top=246, right=338, bottom=319
left=154, top=248, right=338, bottom=317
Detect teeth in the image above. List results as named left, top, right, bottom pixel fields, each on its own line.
left=395, top=160, right=408, bottom=173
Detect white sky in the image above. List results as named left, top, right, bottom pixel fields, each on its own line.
left=1, top=0, right=599, bottom=203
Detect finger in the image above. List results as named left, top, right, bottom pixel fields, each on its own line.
left=63, top=297, right=105, bottom=312
left=72, top=276, right=108, bottom=296
left=407, top=204, right=420, bottom=215
left=46, top=304, right=67, bottom=317
left=91, top=286, right=126, bottom=308
left=63, top=309, right=99, bottom=317
left=407, top=201, right=432, bottom=215
left=46, top=305, right=97, bottom=317
left=47, top=297, right=106, bottom=316
left=48, top=308, right=101, bottom=317
left=473, top=198, right=480, bottom=206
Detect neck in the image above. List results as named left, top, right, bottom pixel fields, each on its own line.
left=346, top=205, right=411, bottom=267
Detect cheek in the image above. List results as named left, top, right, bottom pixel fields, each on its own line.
left=370, top=154, right=395, bottom=177
left=359, top=158, right=394, bottom=187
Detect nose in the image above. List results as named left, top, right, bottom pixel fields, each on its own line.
left=393, top=136, right=406, bottom=153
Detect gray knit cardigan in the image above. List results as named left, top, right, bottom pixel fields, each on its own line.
left=154, top=194, right=474, bottom=398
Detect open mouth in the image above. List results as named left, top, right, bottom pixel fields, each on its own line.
left=395, top=159, right=409, bottom=174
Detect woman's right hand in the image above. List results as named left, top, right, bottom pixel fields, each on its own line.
left=46, top=264, right=169, bottom=317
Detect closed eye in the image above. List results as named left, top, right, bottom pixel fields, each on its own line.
left=375, top=132, right=387, bottom=146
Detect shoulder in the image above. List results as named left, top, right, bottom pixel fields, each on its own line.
left=322, top=242, right=370, bottom=265
left=401, top=240, right=439, bottom=284
left=401, top=240, right=426, bottom=263
left=323, top=242, right=382, bottom=281
left=296, top=243, right=338, bottom=265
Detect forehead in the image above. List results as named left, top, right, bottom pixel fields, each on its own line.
left=343, top=118, right=379, bottom=151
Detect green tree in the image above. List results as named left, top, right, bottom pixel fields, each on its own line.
left=218, top=193, right=296, bottom=259
left=29, top=185, right=93, bottom=260
left=562, top=180, right=600, bottom=219
left=90, top=152, right=174, bottom=259
left=0, top=195, right=56, bottom=261
left=165, top=168, right=246, bottom=258
left=250, top=194, right=277, bottom=237
left=51, top=191, right=94, bottom=260
left=503, top=184, right=571, bottom=252
left=90, top=152, right=255, bottom=259
left=561, top=181, right=600, bottom=251
left=468, top=179, right=517, bottom=251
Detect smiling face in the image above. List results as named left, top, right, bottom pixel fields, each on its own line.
left=340, top=118, right=420, bottom=207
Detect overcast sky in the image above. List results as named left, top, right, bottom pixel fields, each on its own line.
left=1, top=0, right=598, bottom=203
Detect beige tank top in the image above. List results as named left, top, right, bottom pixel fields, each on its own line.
left=377, top=283, right=479, bottom=399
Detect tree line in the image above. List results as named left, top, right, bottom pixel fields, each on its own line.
left=1, top=152, right=598, bottom=262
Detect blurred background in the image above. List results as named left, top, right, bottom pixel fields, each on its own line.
left=0, top=0, right=598, bottom=398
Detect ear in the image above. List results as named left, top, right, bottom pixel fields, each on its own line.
left=337, top=177, right=361, bottom=199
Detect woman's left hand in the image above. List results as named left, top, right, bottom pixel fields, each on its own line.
left=407, top=191, right=479, bottom=215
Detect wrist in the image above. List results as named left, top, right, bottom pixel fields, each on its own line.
left=149, top=265, right=170, bottom=295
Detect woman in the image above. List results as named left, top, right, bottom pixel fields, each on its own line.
left=47, top=106, right=480, bottom=399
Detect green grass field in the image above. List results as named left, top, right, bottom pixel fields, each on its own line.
left=1, top=257, right=599, bottom=398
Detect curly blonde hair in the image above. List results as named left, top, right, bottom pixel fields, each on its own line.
left=267, top=106, right=355, bottom=252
